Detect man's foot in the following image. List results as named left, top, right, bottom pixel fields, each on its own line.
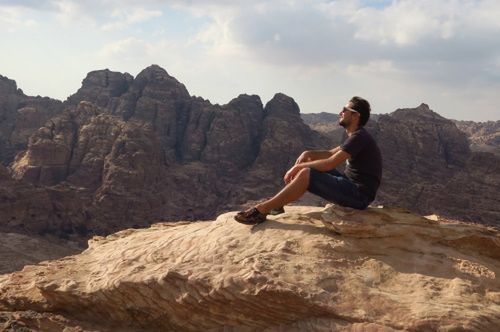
left=268, top=206, right=285, bottom=215
left=234, top=207, right=267, bottom=225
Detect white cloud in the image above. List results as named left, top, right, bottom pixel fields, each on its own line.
left=350, top=2, right=441, bottom=45
left=98, top=37, right=150, bottom=58
left=1, top=0, right=500, bottom=120
left=0, top=6, right=39, bottom=31
left=54, top=0, right=97, bottom=27
left=101, top=8, right=162, bottom=31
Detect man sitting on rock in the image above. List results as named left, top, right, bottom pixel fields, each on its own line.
left=235, top=96, right=382, bottom=224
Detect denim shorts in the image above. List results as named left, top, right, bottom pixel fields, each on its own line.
left=307, top=168, right=372, bottom=210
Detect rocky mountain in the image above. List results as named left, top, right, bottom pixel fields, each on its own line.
left=372, top=105, right=492, bottom=222
left=1, top=205, right=499, bottom=331
left=0, top=66, right=499, bottom=240
left=0, top=75, right=63, bottom=164
left=301, top=112, right=339, bottom=125
left=300, top=112, right=343, bottom=143
left=454, top=120, right=500, bottom=156
left=1, top=65, right=326, bottom=237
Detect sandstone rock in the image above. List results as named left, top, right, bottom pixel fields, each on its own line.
left=0, top=164, right=55, bottom=236
left=455, top=120, right=500, bottom=156
left=0, top=206, right=498, bottom=331
left=0, top=75, right=63, bottom=164
left=371, top=104, right=500, bottom=225
left=66, top=69, right=133, bottom=109
left=112, top=65, right=192, bottom=165
left=8, top=85, right=329, bottom=237
left=389, top=104, right=470, bottom=167
left=301, top=112, right=343, bottom=141
left=200, top=94, right=264, bottom=176
left=11, top=101, right=103, bottom=185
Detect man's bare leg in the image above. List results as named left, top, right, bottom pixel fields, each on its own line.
left=254, top=168, right=310, bottom=214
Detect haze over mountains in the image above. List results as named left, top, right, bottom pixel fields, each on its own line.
left=0, top=65, right=499, bottom=241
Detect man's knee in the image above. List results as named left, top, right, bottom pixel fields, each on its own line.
left=297, top=167, right=311, bottom=181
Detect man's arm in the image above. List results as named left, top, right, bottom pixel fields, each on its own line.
left=285, top=149, right=351, bottom=183
left=295, top=146, right=341, bottom=164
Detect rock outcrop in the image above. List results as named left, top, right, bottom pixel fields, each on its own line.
left=301, top=112, right=342, bottom=140
left=0, top=164, right=58, bottom=236
left=372, top=104, right=500, bottom=225
left=454, top=120, right=500, bottom=156
left=1, top=206, right=499, bottom=331
left=6, top=67, right=324, bottom=236
left=66, top=69, right=133, bottom=109
left=0, top=75, right=63, bottom=164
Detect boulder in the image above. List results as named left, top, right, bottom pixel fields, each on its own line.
left=0, top=206, right=498, bottom=331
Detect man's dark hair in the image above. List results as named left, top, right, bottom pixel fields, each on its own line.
left=350, top=96, right=371, bottom=127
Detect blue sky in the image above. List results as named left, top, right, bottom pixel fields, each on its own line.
left=1, top=0, right=500, bottom=121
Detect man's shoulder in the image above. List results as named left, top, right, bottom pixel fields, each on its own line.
left=353, top=128, right=381, bottom=151
left=352, top=127, right=373, bottom=140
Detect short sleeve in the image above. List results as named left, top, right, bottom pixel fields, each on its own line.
left=340, top=130, right=366, bottom=158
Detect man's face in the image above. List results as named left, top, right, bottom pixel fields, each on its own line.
left=338, top=101, right=359, bottom=128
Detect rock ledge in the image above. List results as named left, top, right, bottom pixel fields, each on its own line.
left=1, top=205, right=499, bottom=331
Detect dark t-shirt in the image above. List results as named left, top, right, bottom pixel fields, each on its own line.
left=340, top=127, right=382, bottom=201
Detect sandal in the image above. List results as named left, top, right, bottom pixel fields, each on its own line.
left=234, top=208, right=267, bottom=225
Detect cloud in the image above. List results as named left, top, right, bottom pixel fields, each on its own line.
left=174, top=1, right=500, bottom=89
left=0, top=6, right=39, bottom=31
left=98, top=37, right=154, bottom=60
left=1, top=0, right=500, bottom=120
left=95, top=36, right=185, bottom=74
left=0, top=0, right=58, bottom=11
left=101, top=8, right=162, bottom=31
left=0, top=0, right=163, bottom=29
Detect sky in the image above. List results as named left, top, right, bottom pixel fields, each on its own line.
left=1, top=0, right=499, bottom=121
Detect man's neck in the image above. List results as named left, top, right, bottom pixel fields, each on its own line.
left=346, top=124, right=360, bottom=136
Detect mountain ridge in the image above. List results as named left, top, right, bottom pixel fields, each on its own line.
left=0, top=66, right=499, bottom=240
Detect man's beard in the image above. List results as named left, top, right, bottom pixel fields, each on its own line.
left=339, top=119, right=348, bottom=128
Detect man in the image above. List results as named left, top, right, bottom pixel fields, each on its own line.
left=235, top=96, right=382, bottom=224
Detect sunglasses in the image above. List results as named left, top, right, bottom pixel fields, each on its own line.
left=340, top=106, right=359, bottom=114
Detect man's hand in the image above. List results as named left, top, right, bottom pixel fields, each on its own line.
left=295, top=151, right=310, bottom=165
left=284, top=165, right=303, bottom=184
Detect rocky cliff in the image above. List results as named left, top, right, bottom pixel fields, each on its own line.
left=1, top=66, right=325, bottom=237
left=1, top=206, right=499, bottom=331
left=0, top=75, right=63, bottom=164
left=454, top=120, right=500, bottom=156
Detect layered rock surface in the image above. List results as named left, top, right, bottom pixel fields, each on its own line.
left=1, top=206, right=499, bottom=331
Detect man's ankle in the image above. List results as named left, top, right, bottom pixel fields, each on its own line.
left=255, top=204, right=269, bottom=215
